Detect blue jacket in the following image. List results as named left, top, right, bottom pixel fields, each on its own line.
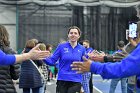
left=44, top=41, right=85, bottom=83
left=0, top=50, right=15, bottom=65
left=86, top=47, right=93, bottom=54
left=85, top=47, right=94, bottom=58
left=90, top=43, right=140, bottom=79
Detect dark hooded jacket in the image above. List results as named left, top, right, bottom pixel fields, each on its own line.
left=19, top=48, right=43, bottom=88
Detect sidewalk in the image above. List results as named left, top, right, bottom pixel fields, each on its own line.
left=15, top=76, right=113, bottom=93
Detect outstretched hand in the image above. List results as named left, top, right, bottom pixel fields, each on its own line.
left=71, top=56, right=92, bottom=73
left=28, top=44, right=50, bottom=60
left=88, top=50, right=105, bottom=62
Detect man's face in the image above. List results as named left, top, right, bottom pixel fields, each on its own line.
left=83, top=42, right=89, bottom=48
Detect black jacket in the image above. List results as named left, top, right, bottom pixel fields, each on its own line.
left=19, top=48, right=43, bottom=88
left=0, top=46, right=20, bottom=93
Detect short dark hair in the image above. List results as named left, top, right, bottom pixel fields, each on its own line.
left=46, top=44, right=53, bottom=50
left=68, top=26, right=81, bottom=36
left=25, top=39, right=36, bottom=48
left=82, top=40, right=90, bottom=44
left=118, top=41, right=125, bottom=47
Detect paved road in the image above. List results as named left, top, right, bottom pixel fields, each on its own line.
left=15, top=80, right=56, bottom=93
left=93, top=75, right=122, bottom=93
left=15, top=75, right=122, bottom=93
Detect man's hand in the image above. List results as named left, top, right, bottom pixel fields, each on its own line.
left=71, top=56, right=92, bottom=73
left=88, top=50, right=105, bottom=62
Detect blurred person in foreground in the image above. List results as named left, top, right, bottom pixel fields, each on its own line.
left=0, top=25, right=20, bottom=93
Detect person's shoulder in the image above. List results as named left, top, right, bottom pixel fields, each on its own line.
left=58, top=41, right=68, bottom=46
left=0, top=50, right=4, bottom=55
left=137, top=43, right=140, bottom=46
left=89, top=47, right=94, bottom=50
left=57, top=42, right=69, bottom=49
left=3, top=46, right=16, bottom=54
left=78, top=43, right=85, bottom=49
left=135, top=43, right=140, bottom=49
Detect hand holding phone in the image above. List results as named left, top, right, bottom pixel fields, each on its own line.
left=129, top=23, right=137, bottom=38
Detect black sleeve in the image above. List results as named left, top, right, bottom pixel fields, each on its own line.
left=104, top=55, right=114, bottom=62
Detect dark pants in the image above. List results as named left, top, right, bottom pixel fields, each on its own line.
left=23, top=87, right=40, bottom=93
left=89, top=74, right=93, bottom=93
left=56, top=80, right=81, bottom=93
left=54, top=66, right=58, bottom=78
left=47, top=70, right=51, bottom=81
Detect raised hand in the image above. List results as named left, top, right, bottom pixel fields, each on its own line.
left=28, top=44, right=50, bottom=60
left=88, top=50, right=105, bottom=62
left=71, top=56, right=92, bottom=73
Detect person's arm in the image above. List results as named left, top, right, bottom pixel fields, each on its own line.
left=88, top=49, right=128, bottom=62
left=14, top=53, right=31, bottom=63
left=103, top=56, right=114, bottom=62
left=44, top=45, right=61, bottom=66
left=0, top=51, right=29, bottom=65
left=72, top=43, right=140, bottom=79
left=0, top=48, right=31, bottom=65
left=15, top=47, right=50, bottom=63
left=104, top=50, right=128, bottom=62
left=90, top=43, right=140, bottom=79
left=0, top=44, right=50, bottom=65
left=0, top=50, right=16, bottom=65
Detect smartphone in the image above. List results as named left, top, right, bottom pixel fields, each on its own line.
left=129, top=22, right=137, bottom=38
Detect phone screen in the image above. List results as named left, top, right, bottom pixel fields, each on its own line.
left=129, top=23, right=137, bottom=38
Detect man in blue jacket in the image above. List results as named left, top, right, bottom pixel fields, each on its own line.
left=82, top=40, right=94, bottom=93
left=71, top=41, right=140, bottom=79
left=109, top=41, right=127, bottom=93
